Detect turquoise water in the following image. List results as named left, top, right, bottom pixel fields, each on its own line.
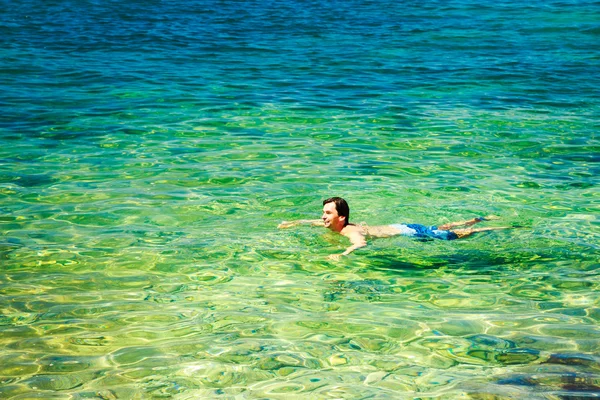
left=1, top=0, right=599, bottom=398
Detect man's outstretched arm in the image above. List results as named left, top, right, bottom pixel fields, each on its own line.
left=278, top=219, right=324, bottom=229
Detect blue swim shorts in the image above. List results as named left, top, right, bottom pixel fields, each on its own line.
left=390, top=223, right=458, bottom=241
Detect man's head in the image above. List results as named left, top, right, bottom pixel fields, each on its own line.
left=322, top=197, right=350, bottom=231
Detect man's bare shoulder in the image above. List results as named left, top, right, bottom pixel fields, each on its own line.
left=340, top=224, right=366, bottom=236
left=340, top=225, right=368, bottom=247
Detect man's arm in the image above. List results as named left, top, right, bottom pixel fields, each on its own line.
left=278, top=219, right=324, bottom=229
left=329, top=231, right=367, bottom=260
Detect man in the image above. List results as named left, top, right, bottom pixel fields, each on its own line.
left=278, top=197, right=508, bottom=260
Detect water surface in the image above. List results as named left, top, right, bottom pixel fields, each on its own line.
left=1, top=0, right=599, bottom=398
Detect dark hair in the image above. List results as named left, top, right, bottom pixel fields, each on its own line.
left=323, top=197, right=350, bottom=226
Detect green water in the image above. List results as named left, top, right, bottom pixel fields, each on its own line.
left=2, top=105, right=598, bottom=398
left=1, top=0, right=599, bottom=397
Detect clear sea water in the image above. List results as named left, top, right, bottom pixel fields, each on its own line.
left=1, top=0, right=599, bottom=398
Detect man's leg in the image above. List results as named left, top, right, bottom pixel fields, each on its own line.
left=438, top=215, right=499, bottom=230
left=451, top=226, right=510, bottom=239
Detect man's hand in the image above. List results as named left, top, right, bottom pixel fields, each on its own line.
left=278, top=221, right=295, bottom=229
left=327, top=253, right=343, bottom=261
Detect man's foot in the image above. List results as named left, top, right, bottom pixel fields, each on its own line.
left=478, top=215, right=500, bottom=222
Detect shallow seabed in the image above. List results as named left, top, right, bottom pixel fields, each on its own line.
left=1, top=0, right=599, bottom=398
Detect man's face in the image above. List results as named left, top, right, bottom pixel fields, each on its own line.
left=322, top=202, right=344, bottom=229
